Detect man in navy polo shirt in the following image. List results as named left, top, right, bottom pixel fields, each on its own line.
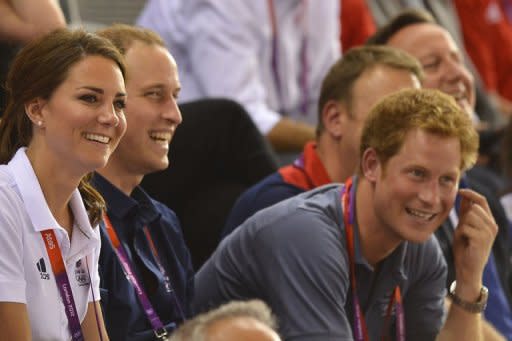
left=93, top=25, right=194, bottom=340
left=222, top=45, right=422, bottom=237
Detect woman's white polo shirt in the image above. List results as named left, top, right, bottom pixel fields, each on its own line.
left=0, top=148, right=101, bottom=340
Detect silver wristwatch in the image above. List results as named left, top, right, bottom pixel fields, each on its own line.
left=448, top=281, right=488, bottom=314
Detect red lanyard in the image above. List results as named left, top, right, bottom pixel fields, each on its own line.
left=41, top=229, right=84, bottom=341
left=341, top=177, right=405, bottom=341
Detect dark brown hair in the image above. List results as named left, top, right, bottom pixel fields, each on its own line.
left=365, top=9, right=436, bottom=45
left=317, top=45, right=423, bottom=135
left=0, top=28, right=126, bottom=226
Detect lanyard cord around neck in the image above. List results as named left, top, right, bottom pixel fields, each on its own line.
left=142, top=226, right=186, bottom=321
left=102, top=214, right=170, bottom=340
left=340, top=177, right=405, bottom=341
left=41, top=229, right=84, bottom=341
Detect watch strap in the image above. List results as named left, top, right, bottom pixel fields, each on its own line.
left=448, top=281, right=488, bottom=314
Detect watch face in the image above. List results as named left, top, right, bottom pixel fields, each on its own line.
left=480, top=286, right=489, bottom=301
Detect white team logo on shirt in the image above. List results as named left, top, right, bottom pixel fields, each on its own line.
left=74, top=259, right=90, bottom=286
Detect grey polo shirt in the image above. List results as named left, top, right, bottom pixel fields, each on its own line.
left=194, top=184, right=447, bottom=340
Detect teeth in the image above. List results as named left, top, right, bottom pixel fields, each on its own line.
left=149, top=131, right=171, bottom=142
left=84, top=133, right=110, bottom=144
left=406, top=208, right=435, bottom=221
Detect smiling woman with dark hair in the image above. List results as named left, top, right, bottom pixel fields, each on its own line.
left=0, top=28, right=126, bottom=340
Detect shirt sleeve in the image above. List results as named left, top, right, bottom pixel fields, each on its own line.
left=254, top=211, right=353, bottom=340
left=194, top=1, right=283, bottom=133
left=161, top=0, right=282, bottom=134
left=0, top=186, right=27, bottom=303
left=195, top=205, right=354, bottom=340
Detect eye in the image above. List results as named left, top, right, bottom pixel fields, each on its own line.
left=440, top=175, right=456, bottom=187
left=145, top=90, right=163, bottom=100
left=412, top=169, right=424, bottom=177
left=114, top=99, right=126, bottom=110
left=79, top=94, right=98, bottom=104
left=409, top=168, right=426, bottom=180
left=172, top=91, right=180, bottom=100
left=422, top=58, right=441, bottom=73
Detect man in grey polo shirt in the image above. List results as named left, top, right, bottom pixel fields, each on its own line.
left=193, top=89, right=496, bottom=340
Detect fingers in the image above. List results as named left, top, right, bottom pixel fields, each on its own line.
left=458, top=189, right=492, bottom=217
left=458, top=203, right=497, bottom=234
left=454, top=219, right=495, bottom=246
left=457, top=190, right=498, bottom=237
left=453, top=192, right=497, bottom=286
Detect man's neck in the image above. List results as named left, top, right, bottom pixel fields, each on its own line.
left=97, top=166, right=143, bottom=196
left=354, top=178, right=403, bottom=267
left=316, top=135, right=353, bottom=183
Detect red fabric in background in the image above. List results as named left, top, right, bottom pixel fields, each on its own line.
left=454, top=0, right=512, bottom=100
left=279, top=142, right=331, bottom=190
left=340, top=0, right=376, bottom=51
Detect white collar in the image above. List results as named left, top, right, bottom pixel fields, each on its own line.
left=7, top=148, right=97, bottom=243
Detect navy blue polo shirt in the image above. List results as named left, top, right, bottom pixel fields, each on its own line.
left=93, top=174, right=194, bottom=341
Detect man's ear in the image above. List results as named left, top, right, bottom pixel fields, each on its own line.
left=321, top=100, right=348, bottom=139
left=24, top=98, right=47, bottom=127
left=361, top=147, right=380, bottom=183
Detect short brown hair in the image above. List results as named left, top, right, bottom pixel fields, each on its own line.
left=316, top=45, right=423, bottom=135
left=96, top=24, right=165, bottom=56
left=0, top=28, right=126, bottom=226
left=360, top=88, right=478, bottom=173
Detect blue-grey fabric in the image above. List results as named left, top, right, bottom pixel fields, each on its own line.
left=194, top=184, right=446, bottom=340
